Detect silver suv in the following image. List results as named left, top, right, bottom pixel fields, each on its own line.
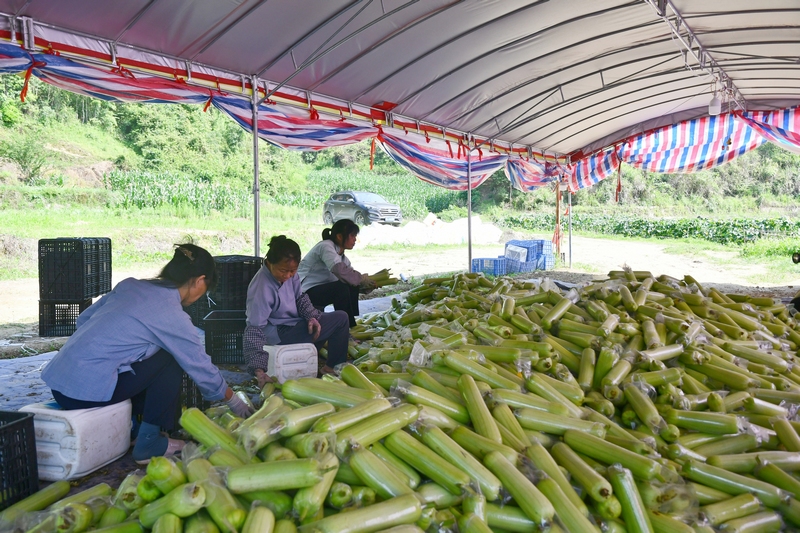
left=322, top=191, right=402, bottom=226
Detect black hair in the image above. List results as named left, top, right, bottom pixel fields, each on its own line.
left=322, top=219, right=360, bottom=245
left=157, top=243, right=217, bottom=291
left=265, top=235, right=301, bottom=265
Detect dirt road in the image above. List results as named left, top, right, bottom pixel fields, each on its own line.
left=4, top=234, right=798, bottom=327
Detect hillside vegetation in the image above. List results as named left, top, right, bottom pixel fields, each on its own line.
left=0, top=75, right=799, bottom=279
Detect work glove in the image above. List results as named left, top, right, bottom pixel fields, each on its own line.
left=359, top=273, right=377, bottom=293
left=227, top=393, right=255, bottom=418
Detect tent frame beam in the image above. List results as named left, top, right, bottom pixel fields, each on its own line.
left=349, top=0, right=547, bottom=101
left=387, top=3, right=639, bottom=111
left=188, top=0, right=271, bottom=59
left=255, top=0, right=366, bottom=77
left=308, top=0, right=467, bottom=92
left=263, top=0, right=418, bottom=101
left=642, top=0, right=746, bottom=110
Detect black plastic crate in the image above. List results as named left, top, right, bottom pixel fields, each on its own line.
left=211, top=255, right=262, bottom=310
left=0, top=411, right=39, bottom=512
left=38, top=299, right=92, bottom=337
left=96, top=238, right=112, bottom=296
left=39, top=238, right=112, bottom=300
left=204, top=310, right=246, bottom=364
left=175, top=372, right=212, bottom=421
left=183, top=295, right=213, bottom=329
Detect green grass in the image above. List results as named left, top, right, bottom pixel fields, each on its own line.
left=569, top=261, right=600, bottom=273
left=742, top=259, right=799, bottom=284
left=2, top=180, right=800, bottom=284
left=0, top=202, right=328, bottom=279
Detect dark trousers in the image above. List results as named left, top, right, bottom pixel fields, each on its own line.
left=306, top=281, right=360, bottom=327
left=277, top=311, right=350, bottom=367
left=51, top=349, right=183, bottom=430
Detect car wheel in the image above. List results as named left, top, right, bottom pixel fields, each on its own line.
left=354, top=212, right=368, bottom=226
left=323, top=211, right=333, bottom=225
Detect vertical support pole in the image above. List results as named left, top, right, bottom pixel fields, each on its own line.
left=251, top=76, right=261, bottom=258
left=568, top=188, right=573, bottom=269
left=555, top=184, right=561, bottom=259
left=467, top=143, right=473, bottom=272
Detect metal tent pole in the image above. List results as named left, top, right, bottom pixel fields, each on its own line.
left=251, top=77, right=261, bottom=258
left=568, top=188, right=573, bottom=268
left=555, top=184, right=561, bottom=259
left=467, top=144, right=473, bottom=272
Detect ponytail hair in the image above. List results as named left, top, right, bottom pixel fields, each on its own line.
left=323, top=219, right=360, bottom=244
left=265, top=235, right=301, bottom=265
left=158, top=243, right=217, bottom=291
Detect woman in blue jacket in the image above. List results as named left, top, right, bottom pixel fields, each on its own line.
left=42, top=244, right=253, bottom=464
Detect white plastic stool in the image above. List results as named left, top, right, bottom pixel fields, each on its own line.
left=19, top=400, right=132, bottom=481
left=265, top=344, right=318, bottom=383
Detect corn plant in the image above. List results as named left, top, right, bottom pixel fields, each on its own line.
left=104, top=169, right=249, bottom=213
left=501, top=212, right=800, bottom=246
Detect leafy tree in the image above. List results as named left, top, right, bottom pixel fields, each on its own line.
left=0, top=126, right=50, bottom=184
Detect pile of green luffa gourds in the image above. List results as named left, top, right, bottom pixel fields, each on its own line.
left=3, top=268, right=800, bottom=533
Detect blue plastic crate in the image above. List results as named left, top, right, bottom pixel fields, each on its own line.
left=506, top=252, right=557, bottom=273
left=505, top=239, right=552, bottom=261
left=507, top=256, right=542, bottom=273
left=471, top=257, right=506, bottom=276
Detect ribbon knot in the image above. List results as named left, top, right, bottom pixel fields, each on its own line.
left=370, top=126, right=383, bottom=170
left=111, top=65, right=135, bottom=79
left=20, top=60, right=46, bottom=103
left=203, top=90, right=214, bottom=112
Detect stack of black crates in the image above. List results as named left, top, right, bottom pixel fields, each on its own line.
left=0, top=411, right=39, bottom=512
left=184, top=254, right=261, bottom=365
left=178, top=255, right=260, bottom=416
left=38, top=238, right=112, bottom=337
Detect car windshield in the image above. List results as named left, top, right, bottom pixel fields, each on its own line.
left=354, top=192, right=387, bottom=203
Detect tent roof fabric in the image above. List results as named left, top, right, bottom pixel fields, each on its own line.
left=1, top=0, right=798, bottom=158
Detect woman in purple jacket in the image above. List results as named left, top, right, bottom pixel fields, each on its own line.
left=244, top=235, right=349, bottom=386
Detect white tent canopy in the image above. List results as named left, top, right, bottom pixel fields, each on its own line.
left=1, top=0, right=798, bottom=158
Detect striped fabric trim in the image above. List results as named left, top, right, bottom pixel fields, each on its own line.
left=622, top=113, right=765, bottom=174
left=378, top=131, right=508, bottom=191
left=505, top=157, right=563, bottom=192
left=0, top=45, right=32, bottom=74
left=2, top=42, right=798, bottom=194
left=736, top=107, right=800, bottom=152
left=32, top=53, right=210, bottom=104
left=568, top=112, right=773, bottom=191
left=212, top=96, right=379, bottom=151
left=568, top=148, right=620, bottom=191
